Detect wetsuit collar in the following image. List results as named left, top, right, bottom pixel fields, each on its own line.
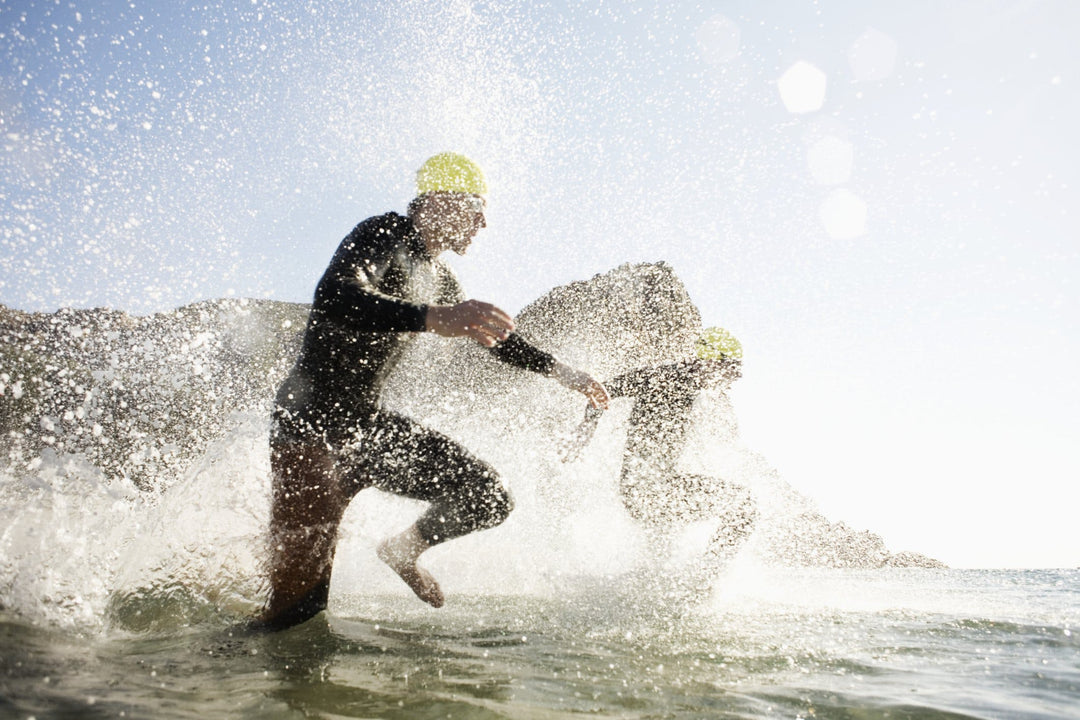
left=403, top=214, right=435, bottom=260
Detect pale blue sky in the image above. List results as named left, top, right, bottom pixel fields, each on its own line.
left=2, top=0, right=1077, bottom=567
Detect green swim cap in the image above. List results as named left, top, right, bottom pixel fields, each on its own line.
left=416, top=152, right=488, bottom=196
left=696, top=326, right=742, bottom=361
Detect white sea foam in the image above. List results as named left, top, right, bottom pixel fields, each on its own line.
left=0, top=413, right=270, bottom=630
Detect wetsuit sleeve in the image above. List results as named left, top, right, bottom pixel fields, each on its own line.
left=433, top=261, right=555, bottom=375
left=603, top=366, right=655, bottom=399
left=606, top=359, right=740, bottom=399
left=313, top=221, right=427, bottom=332
left=488, top=333, right=558, bottom=376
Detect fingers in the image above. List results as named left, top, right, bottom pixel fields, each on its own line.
left=467, top=326, right=502, bottom=347
left=459, top=300, right=514, bottom=346
left=463, top=316, right=511, bottom=348
left=427, top=300, right=515, bottom=345
left=586, top=380, right=610, bottom=410
left=552, top=364, right=610, bottom=410
left=468, top=300, right=514, bottom=331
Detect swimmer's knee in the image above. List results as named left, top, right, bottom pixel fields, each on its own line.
left=469, top=479, right=513, bottom=531
left=488, top=484, right=514, bottom=526
left=470, top=462, right=512, bottom=526
left=619, top=473, right=661, bottom=524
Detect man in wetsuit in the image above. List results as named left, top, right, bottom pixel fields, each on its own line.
left=260, top=153, right=609, bottom=629
left=562, top=327, right=756, bottom=559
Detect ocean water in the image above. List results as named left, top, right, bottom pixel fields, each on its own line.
left=1, top=379, right=1077, bottom=718
left=1, top=568, right=1077, bottom=719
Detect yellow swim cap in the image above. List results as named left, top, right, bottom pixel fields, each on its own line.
left=416, top=152, right=488, bottom=196
left=696, top=326, right=743, bottom=361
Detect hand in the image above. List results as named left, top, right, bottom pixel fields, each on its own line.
left=552, top=363, right=610, bottom=410
left=426, top=299, right=515, bottom=347
left=581, top=377, right=610, bottom=410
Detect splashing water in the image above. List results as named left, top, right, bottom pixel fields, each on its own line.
left=0, top=412, right=271, bottom=631
left=3, top=3, right=1078, bottom=717
left=1, top=265, right=937, bottom=635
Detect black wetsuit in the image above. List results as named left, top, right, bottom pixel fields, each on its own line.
left=265, top=212, right=558, bottom=627
left=276, top=212, right=554, bottom=427
left=574, top=358, right=756, bottom=553
left=275, top=211, right=557, bottom=536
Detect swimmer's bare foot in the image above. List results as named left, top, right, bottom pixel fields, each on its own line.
left=377, top=524, right=445, bottom=608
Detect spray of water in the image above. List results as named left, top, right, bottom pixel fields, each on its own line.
left=1, top=260, right=939, bottom=635
left=2, top=3, right=944, bottom=634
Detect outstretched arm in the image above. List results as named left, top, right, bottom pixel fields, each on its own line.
left=426, top=299, right=609, bottom=409
left=559, top=356, right=741, bottom=464
left=550, top=362, right=609, bottom=410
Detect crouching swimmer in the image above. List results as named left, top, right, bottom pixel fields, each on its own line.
left=258, top=153, right=608, bottom=630
left=562, top=327, right=756, bottom=561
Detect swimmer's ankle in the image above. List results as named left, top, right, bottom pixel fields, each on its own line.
left=377, top=524, right=428, bottom=565
left=376, top=525, right=444, bottom=608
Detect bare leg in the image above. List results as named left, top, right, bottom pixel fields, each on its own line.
left=376, top=523, right=445, bottom=608
left=258, top=440, right=347, bottom=629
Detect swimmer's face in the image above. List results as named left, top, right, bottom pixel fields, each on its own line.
left=415, top=193, right=487, bottom=255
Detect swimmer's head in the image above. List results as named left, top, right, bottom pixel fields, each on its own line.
left=410, top=153, right=488, bottom=256
left=416, top=152, right=488, bottom=196
left=696, top=326, right=742, bottom=361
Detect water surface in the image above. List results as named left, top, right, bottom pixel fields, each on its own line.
left=4, top=568, right=1076, bottom=719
